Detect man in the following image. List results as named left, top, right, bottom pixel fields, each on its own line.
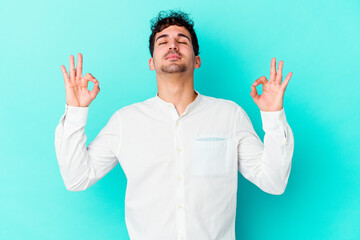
left=55, top=10, right=294, bottom=240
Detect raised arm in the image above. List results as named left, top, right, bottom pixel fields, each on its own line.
left=55, top=53, right=121, bottom=192
left=237, top=58, right=294, bottom=195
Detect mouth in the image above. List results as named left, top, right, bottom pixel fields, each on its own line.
left=165, top=54, right=181, bottom=60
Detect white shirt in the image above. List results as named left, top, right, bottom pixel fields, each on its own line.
left=55, top=90, right=294, bottom=240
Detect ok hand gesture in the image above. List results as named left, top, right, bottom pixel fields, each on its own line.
left=250, top=58, right=293, bottom=112
left=61, top=53, right=100, bottom=107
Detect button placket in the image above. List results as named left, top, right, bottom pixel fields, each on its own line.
left=174, top=119, right=185, bottom=240
left=166, top=103, right=179, bottom=120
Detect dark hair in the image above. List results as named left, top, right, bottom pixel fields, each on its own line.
left=149, top=10, right=200, bottom=57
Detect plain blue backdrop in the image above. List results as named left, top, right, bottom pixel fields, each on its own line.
left=1, top=0, right=359, bottom=239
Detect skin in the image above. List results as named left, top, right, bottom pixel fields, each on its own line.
left=60, top=53, right=98, bottom=107
left=60, top=25, right=292, bottom=113
left=148, top=25, right=201, bottom=115
left=250, top=58, right=293, bottom=111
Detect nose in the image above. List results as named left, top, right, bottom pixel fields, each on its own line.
left=168, top=39, right=179, bottom=50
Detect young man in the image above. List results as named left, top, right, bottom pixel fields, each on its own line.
left=55, top=10, right=294, bottom=240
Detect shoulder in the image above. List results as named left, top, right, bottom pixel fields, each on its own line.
left=200, top=94, right=244, bottom=113
left=113, top=96, right=157, bottom=117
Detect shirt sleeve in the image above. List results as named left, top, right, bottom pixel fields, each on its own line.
left=54, top=104, right=121, bottom=191
left=235, top=106, right=294, bottom=195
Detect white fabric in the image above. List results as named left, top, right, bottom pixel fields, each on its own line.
left=55, top=90, right=294, bottom=240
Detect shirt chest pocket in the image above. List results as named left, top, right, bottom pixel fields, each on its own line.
left=191, top=137, right=230, bottom=176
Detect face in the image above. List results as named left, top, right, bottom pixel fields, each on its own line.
left=149, top=25, right=201, bottom=74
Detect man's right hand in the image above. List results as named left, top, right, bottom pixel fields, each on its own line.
left=61, top=53, right=100, bottom=107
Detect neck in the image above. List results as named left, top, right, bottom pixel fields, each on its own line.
left=156, top=72, right=197, bottom=116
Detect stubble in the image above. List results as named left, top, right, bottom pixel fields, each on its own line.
left=160, top=62, right=187, bottom=73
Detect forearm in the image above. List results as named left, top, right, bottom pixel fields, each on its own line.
left=55, top=104, right=121, bottom=191
left=237, top=107, right=294, bottom=195
left=258, top=108, right=294, bottom=194
left=55, top=104, right=94, bottom=191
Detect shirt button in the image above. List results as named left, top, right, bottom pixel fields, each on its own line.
left=180, top=236, right=184, bottom=240
left=177, top=148, right=182, bottom=152
left=178, top=176, right=183, bottom=181
left=176, top=121, right=180, bottom=126
left=279, top=115, right=283, bottom=120
left=178, top=204, right=183, bottom=208
left=285, top=139, right=288, bottom=144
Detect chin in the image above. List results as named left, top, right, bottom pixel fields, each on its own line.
left=160, top=64, right=187, bottom=73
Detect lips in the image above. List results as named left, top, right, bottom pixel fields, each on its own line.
left=166, top=54, right=181, bottom=60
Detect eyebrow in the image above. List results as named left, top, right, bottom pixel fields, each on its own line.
left=155, top=33, right=191, bottom=43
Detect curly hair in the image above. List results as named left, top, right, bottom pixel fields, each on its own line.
left=148, top=10, right=200, bottom=57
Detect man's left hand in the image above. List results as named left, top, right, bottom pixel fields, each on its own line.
left=250, top=58, right=293, bottom=112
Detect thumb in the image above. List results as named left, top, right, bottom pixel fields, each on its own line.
left=250, top=85, right=260, bottom=104
left=90, top=81, right=100, bottom=99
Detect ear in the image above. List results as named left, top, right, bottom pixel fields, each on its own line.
left=149, top=57, right=155, bottom=71
left=194, top=56, right=201, bottom=69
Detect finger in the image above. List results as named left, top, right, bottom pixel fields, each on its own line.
left=83, top=73, right=99, bottom=89
left=250, top=85, right=260, bottom=104
left=83, top=73, right=100, bottom=98
left=82, top=73, right=94, bottom=88
left=60, top=65, right=70, bottom=85
left=252, top=76, right=268, bottom=87
left=69, top=55, right=76, bottom=82
left=275, top=60, right=283, bottom=84
left=90, top=81, right=100, bottom=99
left=281, top=72, right=293, bottom=90
left=76, top=53, right=83, bottom=80
left=269, top=57, right=276, bottom=82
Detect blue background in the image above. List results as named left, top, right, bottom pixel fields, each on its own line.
left=1, top=0, right=359, bottom=239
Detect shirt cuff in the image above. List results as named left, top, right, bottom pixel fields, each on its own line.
left=260, top=108, right=287, bottom=131
left=64, top=103, right=89, bottom=125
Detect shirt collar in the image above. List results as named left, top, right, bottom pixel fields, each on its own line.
left=155, top=89, right=202, bottom=118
